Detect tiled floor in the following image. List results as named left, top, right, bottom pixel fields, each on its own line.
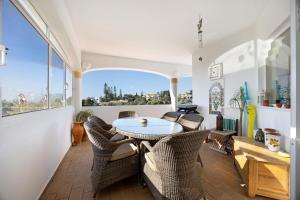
left=40, top=139, right=270, bottom=200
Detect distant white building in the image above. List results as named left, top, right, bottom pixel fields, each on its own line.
left=145, top=93, right=159, bottom=101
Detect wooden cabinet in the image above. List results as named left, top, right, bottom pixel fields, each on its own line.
left=233, top=136, right=290, bottom=200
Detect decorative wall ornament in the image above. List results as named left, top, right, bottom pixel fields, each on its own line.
left=209, top=81, right=224, bottom=114
left=197, top=16, right=203, bottom=61
left=208, top=63, right=223, bottom=80
left=197, top=16, right=203, bottom=48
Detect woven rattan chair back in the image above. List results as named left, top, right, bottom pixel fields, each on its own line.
left=88, top=115, right=107, bottom=126
left=84, top=121, right=112, bottom=150
left=177, top=114, right=204, bottom=131
left=151, top=130, right=209, bottom=199
left=118, top=111, right=138, bottom=118
left=161, top=112, right=181, bottom=122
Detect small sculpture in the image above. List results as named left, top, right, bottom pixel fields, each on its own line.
left=255, top=128, right=265, bottom=143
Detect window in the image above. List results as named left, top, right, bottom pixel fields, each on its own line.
left=2, top=0, right=49, bottom=116
left=49, top=32, right=67, bottom=63
left=50, top=49, right=65, bottom=108
left=66, top=67, right=73, bottom=106
left=178, top=77, right=192, bottom=105
left=82, top=70, right=171, bottom=106
left=264, top=29, right=290, bottom=105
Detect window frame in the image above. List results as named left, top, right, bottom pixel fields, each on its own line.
left=49, top=47, right=66, bottom=109
left=1, top=0, right=50, bottom=117
left=65, top=65, right=73, bottom=107
left=1, top=0, right=72, bottom=118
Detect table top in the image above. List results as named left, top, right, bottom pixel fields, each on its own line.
left=112, top=117, right=183, bottom=140
left=233, top=136, right=290, bottom=165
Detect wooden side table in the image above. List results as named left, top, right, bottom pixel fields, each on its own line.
left=209, top=129, right=236, bottom=154
left=233, top=136, right=290, bottom=199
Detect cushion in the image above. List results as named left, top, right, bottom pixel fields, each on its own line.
left=111, top=143, right=137, bottom=161
left=144, top=152, right=157, bottom=171
left=163, top=116, right=177, bottom=122
left=110, top=133, right=125, bottom=141
left=143, top=162, right=162, bottom=193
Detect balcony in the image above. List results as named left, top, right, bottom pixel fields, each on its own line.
left=0, top=0, right=297, bottom=200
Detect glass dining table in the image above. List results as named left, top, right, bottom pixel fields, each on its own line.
left=112, top=117, right=183, bottom=140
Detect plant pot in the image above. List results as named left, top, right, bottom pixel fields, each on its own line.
left=276, top=100, right=282, bottom=108
left=262, top=100, right=269, bottom=107
left=72, top=122, right=84, bottom=145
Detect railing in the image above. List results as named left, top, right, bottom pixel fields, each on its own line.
left=82, top=104, right=172, bottom=123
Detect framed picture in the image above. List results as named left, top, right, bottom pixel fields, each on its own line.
left=209, top=80, right=224, bottom=114
left=208, top=63, right=223, bottom=80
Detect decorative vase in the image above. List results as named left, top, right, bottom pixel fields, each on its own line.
left=262, top=100, right=269, bottom=106
left=255, top=128, right=264, bottom=143
left=216, top=112, right=223, bottom=131
left=72, top=122, right=84, bottom=145
left=276, top=100, right=282, bottom=108
left=267, top=132, right=281, bottom=152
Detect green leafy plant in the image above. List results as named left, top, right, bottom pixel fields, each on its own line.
left=75, top=110, right=93, bottom=123
left=229, top=87, right=246, bottom=136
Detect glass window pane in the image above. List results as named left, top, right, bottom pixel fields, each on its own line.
left=2, top=0, right=48, bottom=116
left=82, top=70, right=170, bottom=106
left=66, top=68, right=72, bottom=106
left=265, top=29, right=291, bottom=105
left=178, top=77, right=192, bottom=105
left=50, top=49, right=65, bottom=108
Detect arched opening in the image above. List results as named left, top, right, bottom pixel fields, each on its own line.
left=82, top=69, right=171, bottom=106
left=178, top=76, right=192, bottom=105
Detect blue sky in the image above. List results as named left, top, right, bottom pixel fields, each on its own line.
left=83, top=70, right=192, bottom=98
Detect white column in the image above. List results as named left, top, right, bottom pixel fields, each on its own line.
left=170, top=77, right=178, bottom=111
left=73, top=71, right=82, bottom=114
left=290, top=0, right=300, bottom=199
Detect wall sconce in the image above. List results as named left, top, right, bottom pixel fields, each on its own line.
left=0, top=45, right=8, bottom=66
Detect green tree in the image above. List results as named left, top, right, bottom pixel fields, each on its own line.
left=103, top=83, right=108, bottom=101
left=113, top=86, right=117, bottom=98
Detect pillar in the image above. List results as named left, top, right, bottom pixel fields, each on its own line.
left=170, top=77, right=178, bottom=111
left=290, top=0, right=300, bottom=199
left=73, top=71, right=82, bottom=114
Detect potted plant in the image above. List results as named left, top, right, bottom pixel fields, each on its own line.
left=229, top=87, right=246, bottom=136
left=72, top=110, right=93, bottom=145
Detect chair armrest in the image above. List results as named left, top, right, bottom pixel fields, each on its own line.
left=111, top=138, right=135, bottom=149
left=103, top=124, right=113, bottom=130
left=141, top=141, right=154, bottom=152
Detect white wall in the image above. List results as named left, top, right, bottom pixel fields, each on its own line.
left=192, top=0, right=290, bottom=151
left=192, top=26, right=257, bottom=130
left=257, top=106, right=291, bottom=150
left=0, top=107, right=74, bottom=200
left=83, top=105, right=172, bottom=124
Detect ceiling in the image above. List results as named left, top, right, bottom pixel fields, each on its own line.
left=64, top=0, right=270, bottom=65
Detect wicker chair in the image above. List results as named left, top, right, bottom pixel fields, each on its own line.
left=88, top=116, right=112, bottom=131
left=118, top=111, right=139, bottom=118
left=84, top=121, right=139, bottom=198
left=161, top=112, right=181, bottom=122
left=176, top=114, right=204, bottom=132
left=177, top=114, right=205, bottom=167
left=87, top=116, right=125, bottom=141
left=141, top=130, right=209, bottom=200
